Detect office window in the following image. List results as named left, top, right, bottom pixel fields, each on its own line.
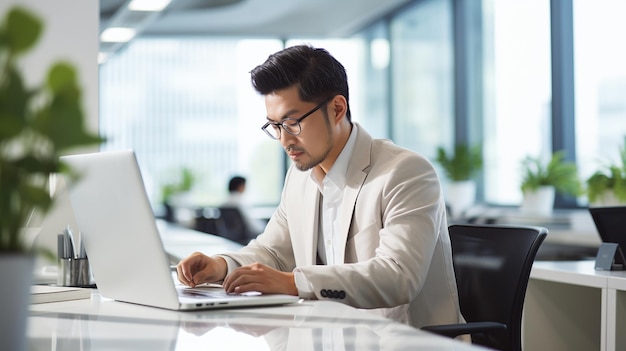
left=481, top=0, right=552, bottom=205
left=352, top=22, right=391, bottom=138
left=389, top=0, right=454, bottom=157
left=99, top=38, right=284, bottom=210
left=573, top=0, right=626, bottom=181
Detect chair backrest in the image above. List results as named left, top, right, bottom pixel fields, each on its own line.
left=449, top=224, right=547, bottom=351
left=217, top=206, right=251, bottom=244
left=193, top=207, right=223, bottom=235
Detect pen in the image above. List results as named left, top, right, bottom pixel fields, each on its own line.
left=78, top=233, right=87, bottom=259
left=64, top=225, right=76, bottom=259
left=57, top=234, right=66, bottom=259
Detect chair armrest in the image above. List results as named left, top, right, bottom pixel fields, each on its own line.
left=421, top=321, right=507, bottom=339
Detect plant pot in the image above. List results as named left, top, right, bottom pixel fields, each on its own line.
left=0, top=254, right=34, bottom=351
left=445, top=180, right=476, bottom=219
left=520, top=186, right=555, bottom=216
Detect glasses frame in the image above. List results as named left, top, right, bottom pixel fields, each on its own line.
left=261, top=97, right=333, bottom=140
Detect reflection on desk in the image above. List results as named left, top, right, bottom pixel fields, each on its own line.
left=28, top=293, right=489, bottom=350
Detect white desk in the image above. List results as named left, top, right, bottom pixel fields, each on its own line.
left=28, top=293, right=490, bottom=350
left=28, top=223, right=490, bottom=350
left=524, top=260, right=626, bottom=351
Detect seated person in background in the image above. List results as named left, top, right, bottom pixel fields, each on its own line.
left=177, top=44, right=464, bottom=329
left=221, top=175, right=265, bottom=237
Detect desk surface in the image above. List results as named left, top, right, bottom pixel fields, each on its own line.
left=28, top=292, right=488, bottom=350
left=28, top=222, right=489, bottom=350
left=532, top=259, right=626, bottom=287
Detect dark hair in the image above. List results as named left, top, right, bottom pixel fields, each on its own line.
left=228, top=176, right=246, bottom=192
left=250, top=44, right=351, bottom=121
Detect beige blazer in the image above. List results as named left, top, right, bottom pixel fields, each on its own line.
left=221, top=124, right=463, bottom=328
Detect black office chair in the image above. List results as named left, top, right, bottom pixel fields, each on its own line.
left=193, top=207, right=223, bottom=236
left=217, top=206, right=253, bottom=245
left=421, top=224, right=547, bottom=351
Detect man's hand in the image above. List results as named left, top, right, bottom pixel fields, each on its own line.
left=176, top=252, right=227, bottom=287
left=222, top=262, right=297, bottom=296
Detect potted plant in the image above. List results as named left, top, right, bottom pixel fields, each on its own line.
left=436, top=143, right=483, bottom=218
left=160, top=167, right=196, bottom=223
left=519, top=151, right=581, bottom=216
left=586, top=136, right=626, bottom=206
left=0, top=6, right=103, bottom=351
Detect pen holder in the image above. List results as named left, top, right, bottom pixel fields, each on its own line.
left=57, top=257, right=94, bottom=287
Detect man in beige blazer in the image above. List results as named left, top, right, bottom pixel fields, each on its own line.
left=177, top=45, right=463, bottom=329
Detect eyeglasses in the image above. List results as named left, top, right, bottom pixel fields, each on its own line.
left=261, top=97, right=332, bottom=140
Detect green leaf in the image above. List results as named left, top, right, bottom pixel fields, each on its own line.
left=21, top=184, right=53, bottom=207
left=0, top=113, right=23, bottom=140
left=30, top=62, right=104, bottom=151
left=0, top=65, right=30, bottom=140
left=5, top=6, right=43, bottom=55
left=47, top=61, right=78, bottom=93
left=14, top=155, right=58, bottom=175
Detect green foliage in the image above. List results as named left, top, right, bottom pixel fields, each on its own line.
left=586, top=136, right=626, bottom=203
left=161, top=167, right=196, bottom=203
left=0, top=6, right=104, bottom=253
left=520, top=151, right=582, bottom=197
left=436, top=143, right=483, bottom=181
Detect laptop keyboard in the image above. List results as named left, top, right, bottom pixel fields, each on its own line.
left=177, top=288, right=232, bottom=299
left=177, top=287, right=263, bottom=299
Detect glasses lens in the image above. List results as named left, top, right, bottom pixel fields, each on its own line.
left=263, top=123, right=281, bottom=139
left=282, top=119, right=301, bottom=136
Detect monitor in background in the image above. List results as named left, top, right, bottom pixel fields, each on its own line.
left=589, top=206, right=626, bottom=270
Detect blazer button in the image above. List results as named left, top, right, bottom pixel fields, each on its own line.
left=339, top=291, right=346, bottom=299
left=320, top=289, right=328, bottom=298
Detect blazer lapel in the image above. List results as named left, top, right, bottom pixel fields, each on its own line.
left=300, top=176, right=321, bottom=266
left=336, top=126, right=372, bottom=263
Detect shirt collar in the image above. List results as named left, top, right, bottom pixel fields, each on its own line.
left=311, top=124, right=359, bottom=191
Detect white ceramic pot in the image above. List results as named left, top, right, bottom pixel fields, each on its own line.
left=445, top=180, right=476, bottom=219
left=520, top=186, right=555, bottom=216
left=0, top=254, right=34, bottom=351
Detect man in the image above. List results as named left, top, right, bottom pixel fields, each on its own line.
left=177, top=45, right=463, bottom=328
left=221, top=175, right=265, bottom=238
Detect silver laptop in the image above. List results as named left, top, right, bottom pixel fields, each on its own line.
left=60, top=150, right=299, bottom=310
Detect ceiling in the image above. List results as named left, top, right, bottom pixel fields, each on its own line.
left=100, top=0, right=411, bottom=38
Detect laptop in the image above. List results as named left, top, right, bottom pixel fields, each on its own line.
left=589, top=206, right=626, bottom=267
left=60, top=150, right=299, bottom=311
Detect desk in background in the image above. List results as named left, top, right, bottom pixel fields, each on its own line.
left=524, top=260, right=626, bottom=351
left=157, top=219, right=244, bottom=264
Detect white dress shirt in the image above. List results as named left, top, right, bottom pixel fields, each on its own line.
left=294, top=124, right=358, bottom=295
